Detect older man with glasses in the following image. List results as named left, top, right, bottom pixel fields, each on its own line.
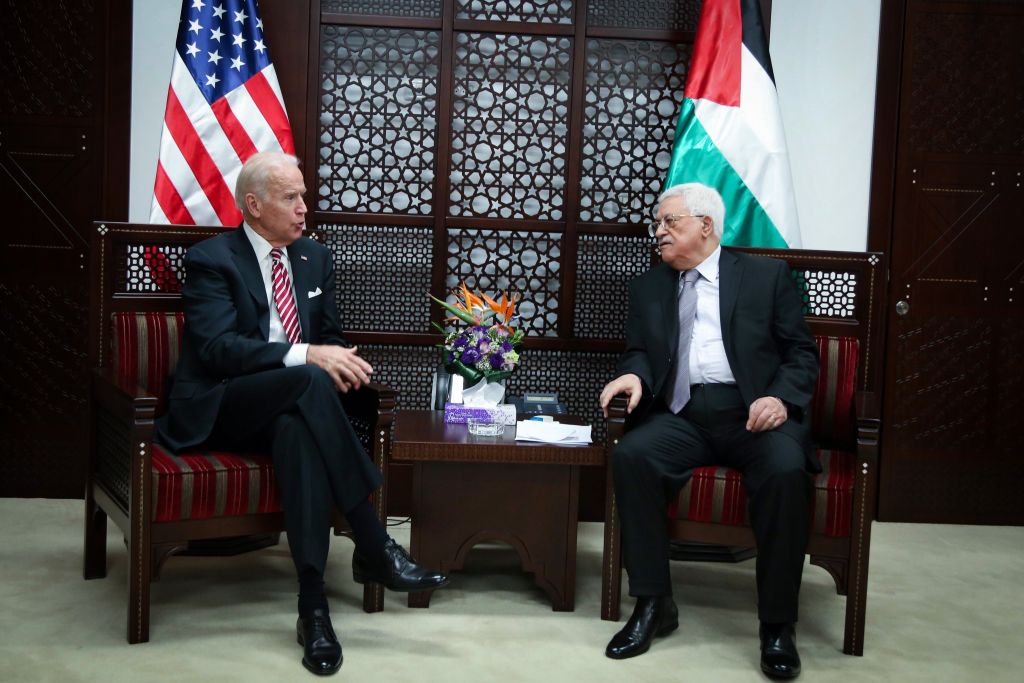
left=599, top=182, right=819, bottom=679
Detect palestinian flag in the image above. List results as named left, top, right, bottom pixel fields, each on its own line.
left=665, top=0, right=801, bottom=247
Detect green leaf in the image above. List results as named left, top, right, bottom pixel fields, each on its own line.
left=429, top=295, right=478, bottom=325
left=483, top=369, right=513, bottom=382
left=448, top=359, right=483, bottom=384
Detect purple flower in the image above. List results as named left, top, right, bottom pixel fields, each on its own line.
left=501, top=341, right=513, bottom=352
left=479, top=340, right=491, bottom=353
left=461, top=347, right=481, bottom=365
left=453, top=334, right=468, bottom=349
left=489, top=352, right=505, bottom=369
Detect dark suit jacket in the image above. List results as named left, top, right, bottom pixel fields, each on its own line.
left=156, top=227, right=346, bottom=452
left=616, top=247, right=820, bottom=469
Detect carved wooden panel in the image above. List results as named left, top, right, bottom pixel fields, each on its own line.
left=0, top=0, right=97, bottom=118
left=906, top=8, right=1024, bottom=155
left=574, top=233, right=653, bottom=338
left=586, top=0, right=702, bottom=31
left=581, top=38, right=690, bottom=223
left=449, top=32, right=572, bottom=220
left=0, top=282, right=88, bottom=421
left=456, top=0, right=575, bottom=23
left=360, top=344, right=440, bottom=411
left=446, top=228, right=563, bottom=337
left=321, top=223, right=434, bottom=332
left=318, top=26, right=441, bottom=214
left=321, top=0, right=443, bottom=17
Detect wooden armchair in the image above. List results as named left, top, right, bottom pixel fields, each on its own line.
left=83, top=222, right=396, bottom=643
left=600, top=248, right=884, bottom=656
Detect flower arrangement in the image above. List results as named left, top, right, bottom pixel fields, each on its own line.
left=430, top=283, right=525, bottom=384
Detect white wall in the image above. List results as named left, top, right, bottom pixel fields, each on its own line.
left=129, top=0, right=881, bottom=251
left=129, top=0, right=181, bottom=222
left=771, top=0, right=881, bottom=251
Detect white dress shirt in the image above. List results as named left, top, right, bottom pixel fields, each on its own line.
left=242, top=223, right=308, bottom=367
left=686, top=245, right=736, bottom=385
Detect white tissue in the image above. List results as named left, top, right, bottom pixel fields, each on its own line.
left=461, top=379, right=506, bottom=407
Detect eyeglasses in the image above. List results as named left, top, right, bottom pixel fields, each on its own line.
left=647, top=213, right=705, bottom=237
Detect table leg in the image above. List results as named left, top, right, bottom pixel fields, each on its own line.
left=406, top=460, right=580, bottom=610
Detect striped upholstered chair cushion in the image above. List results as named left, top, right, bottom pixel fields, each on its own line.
left=150, top=445, right=280, bottom=522
left=112, top=312, right=186, bottom=412
left=668, top=335, right=860, bottom=538
left=112, top=311, right=280, bottom=523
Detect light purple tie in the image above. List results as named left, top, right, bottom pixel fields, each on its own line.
left=668, top=269, right=701, bottom=413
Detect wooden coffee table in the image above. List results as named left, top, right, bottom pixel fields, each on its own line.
left=390, top=410, right=605, bottom=611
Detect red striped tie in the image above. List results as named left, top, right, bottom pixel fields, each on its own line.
left=270, top=248, right=302, bottom=344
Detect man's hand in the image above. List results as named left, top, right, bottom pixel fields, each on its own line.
left=747, top=396, right=788, bottom=432
left=306, top=344, right=373, bottom=392
left=599, top=374, right=643, bottom=418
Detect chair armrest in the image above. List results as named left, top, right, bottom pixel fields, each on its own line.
left=854, top=390, right=880, bottom=455
left=90, top=368, right=159, bottom=514
left=338, top=381, right=397, bottom=421
left=92, top=368, right=159, bottom=420
left=604, top=395, right=630, bottom=447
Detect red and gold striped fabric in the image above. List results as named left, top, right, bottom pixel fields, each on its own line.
left=665, top=335, right=860, bottom=538
left=151, top=444, right=280, bottom=522
left=668, top=450, right=856, bottom=537
left=810, top=335, right=858, bottom=446
left=111, top=311, right=185, bottom=410
left=112, top=311, right=281, bottom=522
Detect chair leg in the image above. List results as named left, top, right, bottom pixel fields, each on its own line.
left=601, top=485, right=622, bottom=621
left=127, top=530, right=151, bottom=643
left=843, top=533, right=872, bottom=655
left=83, top=492, right=107, bottom=580
left=362, top=583, right=384, bottom=613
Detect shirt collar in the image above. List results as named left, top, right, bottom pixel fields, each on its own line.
left=686, top=245, right=721, bottom=283
left=242, top=222, right=277, bottom=263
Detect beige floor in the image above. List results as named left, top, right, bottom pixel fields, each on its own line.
left=1, top=498, right=1022, bottom=682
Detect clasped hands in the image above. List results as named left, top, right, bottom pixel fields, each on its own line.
left=307, top=344, right=373, bottom=392
left=598, top=373, right=787, bottom=432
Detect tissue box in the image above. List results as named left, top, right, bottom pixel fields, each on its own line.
left=443, top=403, right=517, bottom=425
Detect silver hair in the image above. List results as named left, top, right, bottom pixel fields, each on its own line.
left=656, top=183, right=725, bottom=239
left=234, top=152, right=300, bottom=212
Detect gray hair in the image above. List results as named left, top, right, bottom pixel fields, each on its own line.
left=656, top=183, right=725, bottom=239
left=235, top=152, right=300, bottom=212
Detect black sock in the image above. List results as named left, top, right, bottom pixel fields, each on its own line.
left=298, top=567, right=328, bottom=617
left=345, top=498, right=388, bottom=560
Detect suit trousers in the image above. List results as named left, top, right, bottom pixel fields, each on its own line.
left=202, top=365, right=384, bottom=579
left=612, top=384, right=812, bottom=624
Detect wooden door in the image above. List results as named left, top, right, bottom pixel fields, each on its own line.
left=875, top=0, right=1024, bottom=522
left=0, top=0, right=131, bottom=497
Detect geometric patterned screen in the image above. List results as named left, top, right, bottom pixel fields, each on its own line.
left=315, top=0, right=706, bottom=409
left=581, top=39, right=691, bottom=224
left=793, top=269, right=859, bottom=319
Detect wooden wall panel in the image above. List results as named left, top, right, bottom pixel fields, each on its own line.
left=0, top=0, right=131, bottom=498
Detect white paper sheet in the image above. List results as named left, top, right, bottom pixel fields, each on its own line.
left=514, top=420, right=592, bottom=445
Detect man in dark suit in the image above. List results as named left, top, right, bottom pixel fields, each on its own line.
left=156, top=152, right=448, bottom=676
left=599, top=183, right=818, bottom=679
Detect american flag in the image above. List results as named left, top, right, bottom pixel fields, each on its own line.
left=150, top=0, right=295, bottom=226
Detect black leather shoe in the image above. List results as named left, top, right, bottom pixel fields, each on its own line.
left=296, top=609, right=343, bottom=676
left=605, top=596, right=679, bottom=659
left=352, top=538, right=450, bottom=592
left=760, top=622, right=801, bottom=679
